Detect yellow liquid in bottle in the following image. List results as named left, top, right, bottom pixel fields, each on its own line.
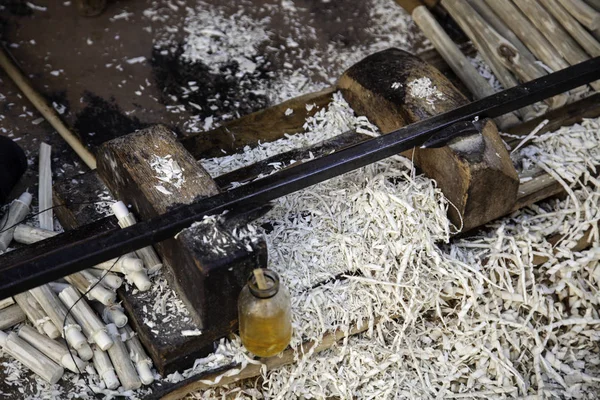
left=240, top=309, right=292, bottom=357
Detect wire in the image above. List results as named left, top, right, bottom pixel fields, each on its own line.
left=61, top=255, right=121, bottom=398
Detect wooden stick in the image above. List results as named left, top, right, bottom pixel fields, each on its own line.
left=122, top=325, right=154, bottom=385
left=253, top=268, right=268, bottom=290
left=87, top=269, right=123, bottom=290
left=58, top=286, right=113, bottom=350
left=92, top=345, right=120, bottom=390
left=400, top=1, right=520, bottom=128
left=0, top=330, right=64, bottom=384
left=542, top=0, right=600, bottom=57
left=442, top=0, right=567, bottom=109
left=29, top=284, right=93, bottom=360
left=13, top=224, right=56, bottom=244
left=112, top=202, right=163, bottom=273
left=65, top=271, right=117, bottom=306
left=91, top=302, right=128, bottom=328
left=38, top=142, right=53, bottom=231
left=105, top=323, right=142, bottom=390
left=0, top=297, right=14, bottom=310
left=0, top=303, right=26, bottom=330
left=557, top=0, right=600, bottom=30
left=0, top=48, right=96, bottom=170
left=18, top=325, right=88, bottom=373
left=482, top=0, right=570, bottom=73
left=0, top=192, right=32, bottom=251
left=14, top=292, right=61, bottom=339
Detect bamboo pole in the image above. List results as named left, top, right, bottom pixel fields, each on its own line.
left=58, top=286, right=113, bottom=351
left=0, top=48, right=96, bottom=170
left=105, top=323, right=142, bottom=390
left=557, top=0, right=600, bottom=30
left=14, top=292, right=61, bottom=339
left=0, top=192, right=32, bottom=252
left=38, top=143, right=53, bottom=231
left=541, top=0, right=600, bottom=57
left=0, top=304, right=26, bottom=330
left=513, top=0, right=600, bottom=91
left=92, top=345, right=120, bottom=390
left=396, top=0, right=520, bottom=128
left=18, top=325, right=88, bottom=373
left=0, top=330, right=64, bottom=384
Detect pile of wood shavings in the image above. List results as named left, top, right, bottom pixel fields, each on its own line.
left=407, top=77, right=446, bottom=109
left=149, top=154, right=185, bottom=195
left=183, top=116, right=600, bottom=399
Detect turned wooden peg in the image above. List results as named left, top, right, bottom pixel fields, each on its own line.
left=65, top=270, right=117, bottom=306
left=18, top=325, right=88, bottom=373
left=122, top=325, right=154, bottom=385
left=13, top=224, right=56, bottom=244
left=58, top=286, right=113, bottom=351
left=87, top=269, right=123, bottom=290
left=14, top=292, right=61, bottom=339
left=0, top=303, right=26, bottom=330
left=91, top=302, right=128, bottom=328
left=92, top=345, right=120, bottom=390
left=0, top=192, right=32, bottom=251
left=338, top=49, right=519, bottom=231
left=0, top=330, right=64, bottom=384
left=105, top=323, right=142, bottom=390
left=93, top=255, right=151, bottom=292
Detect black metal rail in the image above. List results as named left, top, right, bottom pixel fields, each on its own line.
left=1, top=56, right=599, bottom=298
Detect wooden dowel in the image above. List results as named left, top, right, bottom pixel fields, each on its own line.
left=122, top=325, right=154, bottom=385
left=38, top=143, right=53, bottom=231
left=18, top=325, right=88, bottom=373
left=92, top=345, right=120, bottom=390
left=105, top=323, right=142, bottom=390
left=0, top=48, right=96, bottom=170
left=0, top=330, right=64, bottom=384
left=87, top=269, right=123, bottom=290
left=405, top=2, right=520, bottom=128
left=513, top=0, right=600, bottom=91
left=0, top=192, right=32, bottom=252
left=0, top=304, right=26, bottom=330
left=557, top=0, right=600, bottom=30
left=58, top=286, right=113, bottom=350
left=29, top=284, right=93, bottom=360
left=14, top=292, right=61, bottom=339
left=542, top=0, right=600, bottom=57
left=482, top=0, right=570, bottom=73
left=65, top=271, right=117, bottom=306
left=13, top=224, right=56, bottom=244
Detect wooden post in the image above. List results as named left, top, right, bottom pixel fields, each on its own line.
left=58, top=286, right=114, bottom=351
left=0, top=192, right=32, bottom=251
left=0, top=330, right=64, bottom=384
left=14, top=292, right=61, bottom=339
left=105, top=323, right=141, bottom=390
left=399, top=1, right=520, bottom=129
left=557, top=0, right=600, bottom=30
left=442, top=0, right=568, bottom=109
left=0, top=304, right=26, bottom=330
left=92, top=345, right=120, bottom=390
left=338, top=49, right=519, bottom=231
left=18, top=325, right=88, bottom=373
left=512, top=0, right=600, bottom=91
left=541, top=0, right=600, bottom=57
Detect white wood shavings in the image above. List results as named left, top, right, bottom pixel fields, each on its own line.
left=406, top=77, right=445, bottom=109
left=181, top=329, right=202, bottom=337
left=149, top=154, right=185, bottom=194
left=126, top=56, right=146, bottom=65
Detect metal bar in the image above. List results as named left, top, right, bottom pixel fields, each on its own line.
left=1, top=57, right=599, bottom=298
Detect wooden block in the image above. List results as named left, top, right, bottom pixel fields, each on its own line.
left=96, top=125, right=266, bottom=332
left=338, top=48, right=519, bottom=231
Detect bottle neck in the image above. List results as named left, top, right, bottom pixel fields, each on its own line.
left=248, top=269, right=280, bottom=299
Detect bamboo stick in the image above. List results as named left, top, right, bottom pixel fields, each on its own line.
left=105, top=323, right=141, bottom=390
left=122, top=325, right=154, bottom=385
left=92, top=345, right=120, bottom=390
left=0, top=297, right=14, bottom=310
left=14, top=292, right=61, bottom=339
left=18, top=325, right=88, bottom=373
left=399, top=1, right=520, bottom=128
left=38, top=142, right=53, bottom=231
left=482, top=0, right=570, bottom=73
left=29, top=284, right=93, bottom=361
left=443, top=0, right=567, bottom=109
left=112, top=202, right=163, bottom=274
left=0, top=330, right=64, bottom=384
left=0, top=192, right=32, bottom=251
left=513, top=0, right=600, bottom=91
left=542, top=0, right=600, bottom=57
left=58, top=286, right=113, bottom=351
left=0, top=49, right=96, bottom=169
left=0, top=304, right=26, bottom=330
left=557, top=0, right=600, bottom=30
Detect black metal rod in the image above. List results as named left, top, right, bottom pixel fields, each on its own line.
left=1, top=57, right=599, bottom=298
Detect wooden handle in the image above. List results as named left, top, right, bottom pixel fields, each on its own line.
left=0, top=48, right=96, bottom=169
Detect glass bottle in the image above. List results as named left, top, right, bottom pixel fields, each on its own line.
left=238, top=269, right=292, bottom=357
